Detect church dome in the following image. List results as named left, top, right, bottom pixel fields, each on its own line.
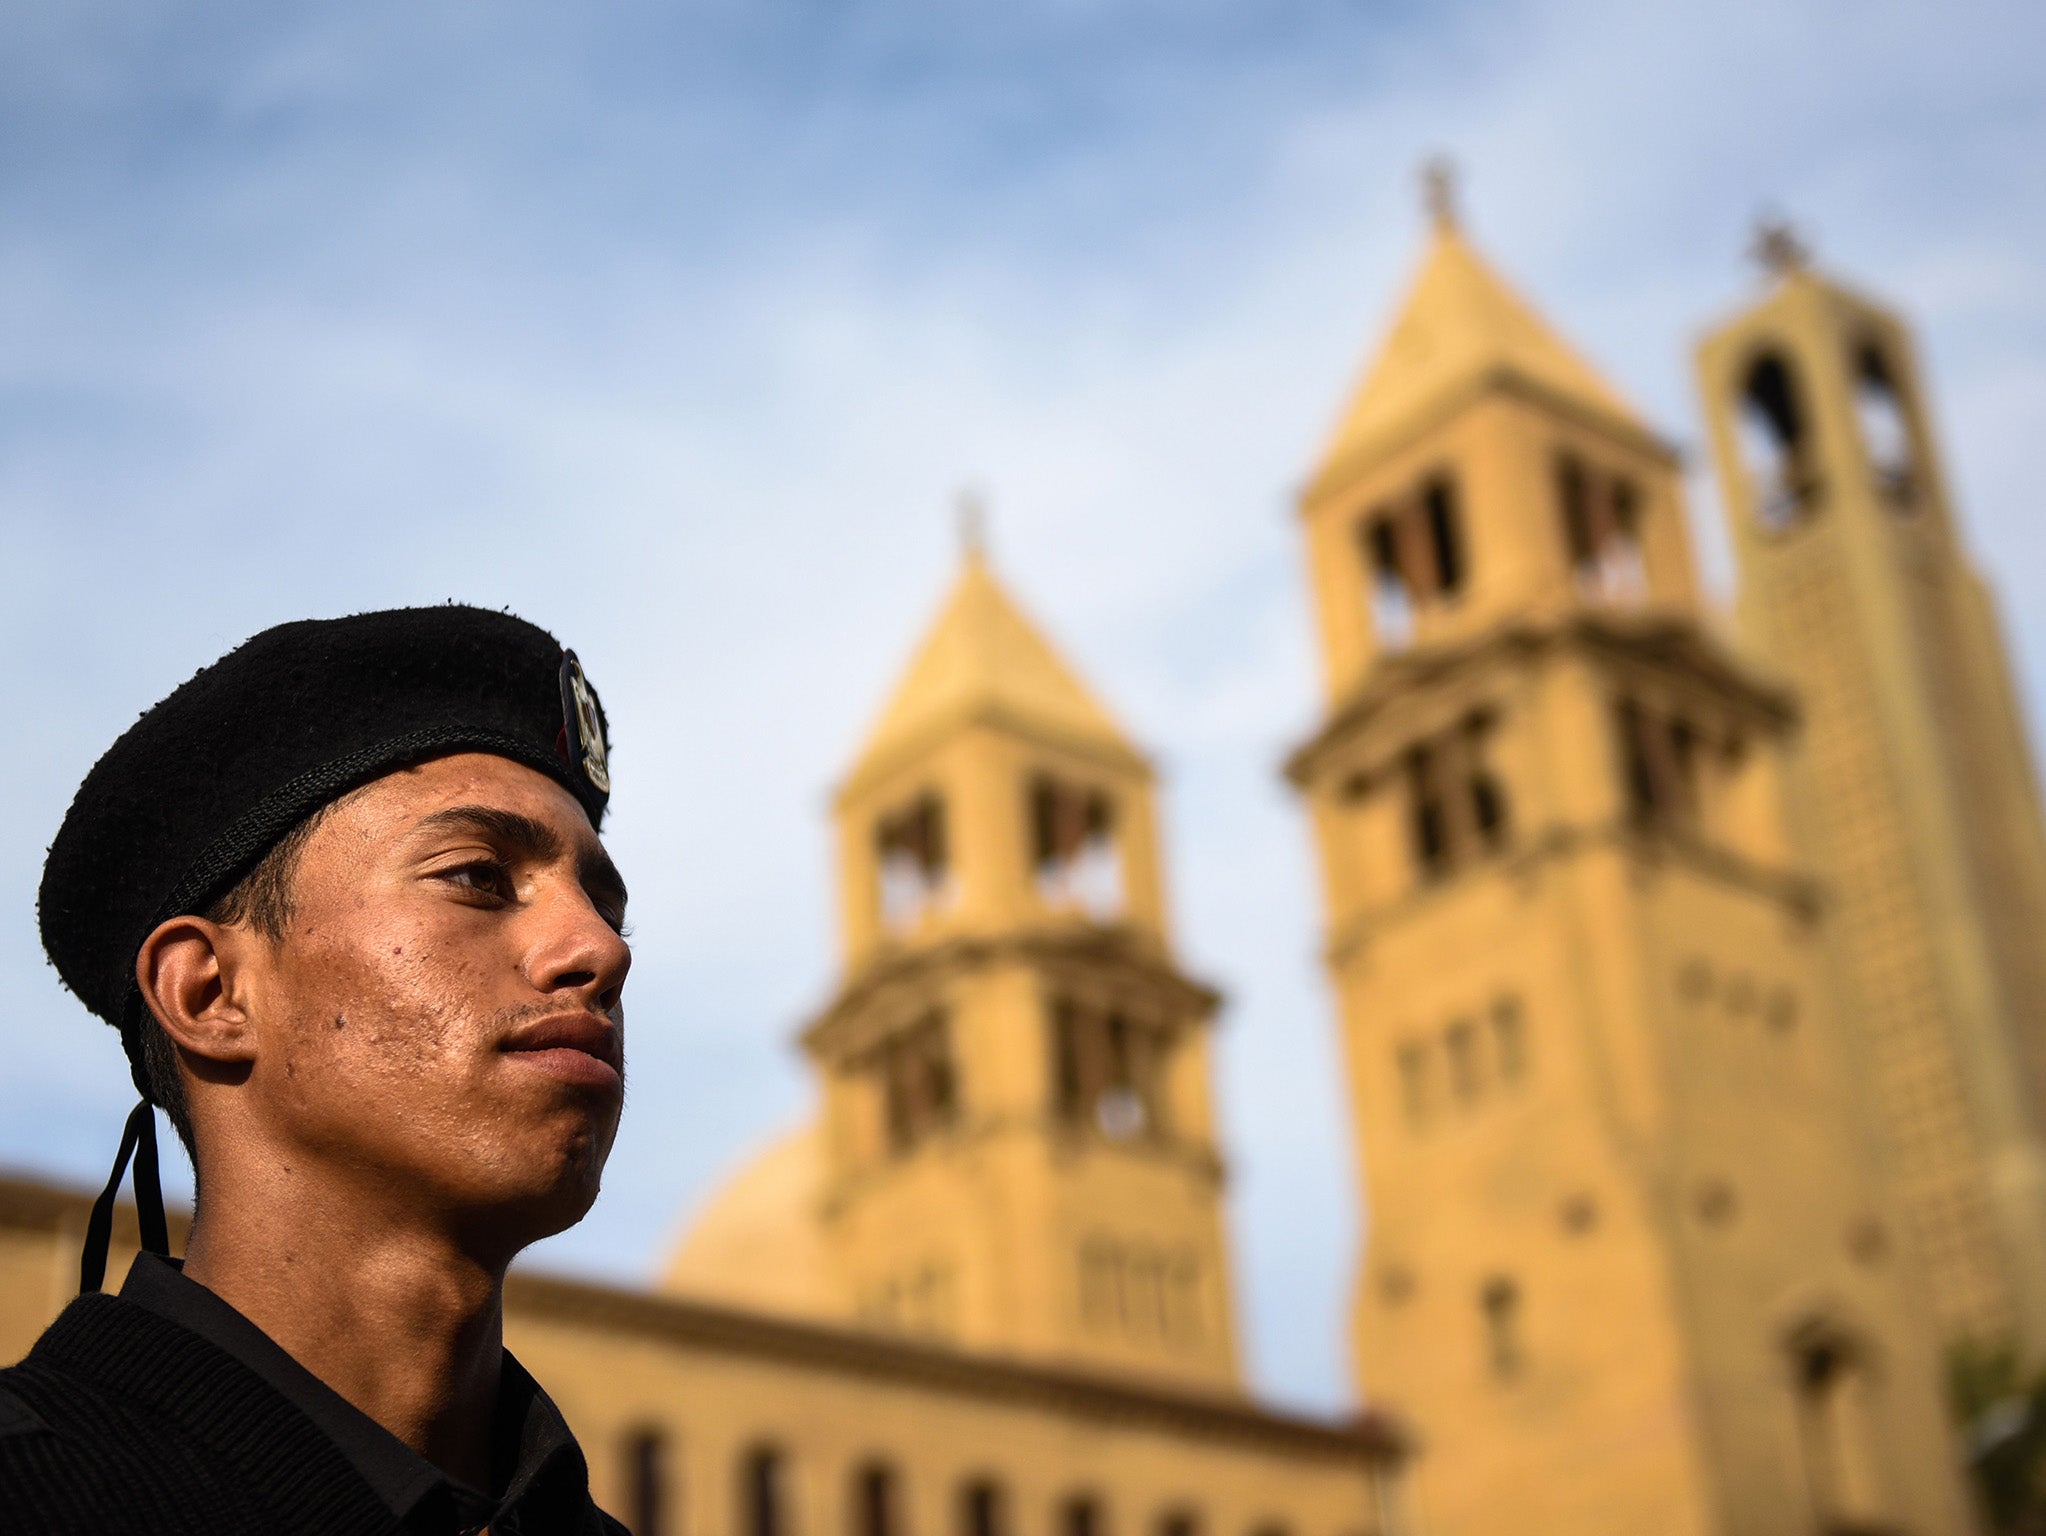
left=659, top=1121, right=843, bottom=1321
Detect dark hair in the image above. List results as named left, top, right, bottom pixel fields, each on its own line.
left=140, top=806, right=333, bottom=1159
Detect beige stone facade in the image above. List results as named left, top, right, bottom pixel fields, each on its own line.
left=0, top=1181, right=1405, bottom=1536
left=1698, top=251, right=2046, bottom=1365
left=671, top=546, right=1243, bottom=1398
left=1287, top=201, right=1979, bottom=1536
left=3, top=189, right=2037, bottom=1536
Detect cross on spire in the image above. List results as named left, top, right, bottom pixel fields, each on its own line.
left=1751, top=215, right=1811, bottom=278
left=1423, top=156, right=1460, bottom=233
left=956, top=486, right=989, bottom=566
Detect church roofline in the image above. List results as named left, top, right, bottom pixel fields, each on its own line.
left=1283, top=612, right=1799, bottom=788
left=801, top=926, right=1221, bottom=1055
left=834, top=699, right=1153, bottom=809
left=0, top=1170, right=1406, bottom=1464
left=507, top=1268, right=1409, bottom=1461
left=1301, top=364, right=1681, bottom=514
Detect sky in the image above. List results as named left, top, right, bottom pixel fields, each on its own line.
left=2, top=0, right=2041, bottom=1413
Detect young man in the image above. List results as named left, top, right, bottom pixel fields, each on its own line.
left=2, top=606, right=634, bottom=1534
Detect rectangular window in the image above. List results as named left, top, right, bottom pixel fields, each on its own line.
left=1167, top=1253, right=1204, bottom=1347
left=879, top=1010, right=958, bottom=1154
left=1049, top=997, right=1167, bottom=1139
left=1481, top=1277, right=1522, bottom=1379
left=1061, top=1495, right=1103, bottom=1536
left=1423, top=474, right=1466, bottom=595
left=1079, top=1238, right=1117, bottom=1329
left=1491, top=996, right=1527, bottom=1082
left=1556, top=453, right=1595, bottom=570
left=1462, top=711, right=1510, bottom=851
left=1051, top=999, right=1085, bottom=1122
left=1031, top=775, right=1121, bottom=915
left=1445, top=1019, right=1481, bottom=1104
left=1614, top=698, right=1659, bottom=826
left=744, top=1446, right=788, bottom=1536
left=1403, top=745, right=1451, bottom=878
left=1396, top=1041, right=1430, bottom=1129
left=1613, top=698, right=1703, bottom=836
left=624, top=1426, right=670, bottom=1536
left=1360, top=472, right=1466, bottom=649
left=961, top=1481, right=1007, bottom=1536
left=877, top=792, right=951, bottom=931
left=855, top=1462, right=901, bottom=1536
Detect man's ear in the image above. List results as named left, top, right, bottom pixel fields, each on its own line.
left=135, top=916, right=261, bottom=1065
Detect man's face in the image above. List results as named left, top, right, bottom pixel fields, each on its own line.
left=230, top=752, right=630, bottom=1253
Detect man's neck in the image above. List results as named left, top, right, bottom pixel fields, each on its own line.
left=180, top=1180, right=507, bottom=1492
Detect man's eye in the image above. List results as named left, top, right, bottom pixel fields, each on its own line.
left=439, top=861, right=514, bottom=901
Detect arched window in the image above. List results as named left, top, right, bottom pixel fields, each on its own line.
left=623, top=1426, right=671, bottom=1536
left=853, top=1460, right=902, bottom=1536
left=1852, top=341, right=1917, bottom=509
left=1789, top=1323, right=1887, bottom=1529
left=1737, top=352, right=1818, bottom=530
left=959, top=1478, right=1008, bottom=1536
left=743, top=1443, right=790, bottom=1536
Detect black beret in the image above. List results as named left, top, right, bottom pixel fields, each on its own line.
left=38, top=605, right=612, bottom=1088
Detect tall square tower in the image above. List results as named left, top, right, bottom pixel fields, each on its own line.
left=1288, top=185, right=1969, bottom=1536
left=1697, top=232, right=2046, bottom=1369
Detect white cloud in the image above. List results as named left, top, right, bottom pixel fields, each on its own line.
left=0, top=0, right=2040, bottom=1412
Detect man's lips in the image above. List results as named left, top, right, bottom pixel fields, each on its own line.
left=500, top=1011, right=623, bottom=1091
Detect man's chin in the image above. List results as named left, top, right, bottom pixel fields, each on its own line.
left=458, top=1128, right=614, bottom=1257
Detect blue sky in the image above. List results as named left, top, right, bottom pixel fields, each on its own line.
left=2, top=0, right=2041, bottom=1412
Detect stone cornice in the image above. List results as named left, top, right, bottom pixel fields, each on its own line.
left=505, top=1269, right=1408, bottom=1462
left=1301, top=365, right=1682, bottom=515
left=1284, top=611, right=1797, bottom=790
left=803, top=926, right=1222, bottom=1057
left=0, top=1170, right=1405, bottom=1462
left=835, top=702, right=1153, bottom=809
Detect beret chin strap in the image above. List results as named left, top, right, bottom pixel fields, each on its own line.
left=79, top=1098, right=169, bottom=1295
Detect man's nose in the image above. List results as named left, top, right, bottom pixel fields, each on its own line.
left=528, top=885, right=631, bottom=1011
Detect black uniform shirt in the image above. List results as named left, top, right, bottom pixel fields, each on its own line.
left=124, top=1254, right=596, bottom=1533
left=0, top=1254, right=624, bottom=1536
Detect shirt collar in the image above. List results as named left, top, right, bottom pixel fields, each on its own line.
left=120, top=1253, right=589, bottom=1534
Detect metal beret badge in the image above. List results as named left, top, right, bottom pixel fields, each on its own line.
left=559, top=648, right=611, bottom=796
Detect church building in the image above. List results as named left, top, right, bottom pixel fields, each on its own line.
left=5, top=175, right=2041, bottom=1536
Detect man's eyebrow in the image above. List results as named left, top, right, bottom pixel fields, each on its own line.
left=415, top=805, right=565, bottom=860
left=415, top=803, right=628, bottom=916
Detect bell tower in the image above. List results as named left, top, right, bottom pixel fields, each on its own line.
left=1287, top=177, right=1969, bottom=1536
left=1697, top=227, right=2046, bottom=1367
left=804, top=523, right=1241, bottom=1392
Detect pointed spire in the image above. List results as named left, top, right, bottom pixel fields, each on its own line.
left=841, top=510, right=1138, bottom=794
left=1310, top=166, right=1644, bottom=484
